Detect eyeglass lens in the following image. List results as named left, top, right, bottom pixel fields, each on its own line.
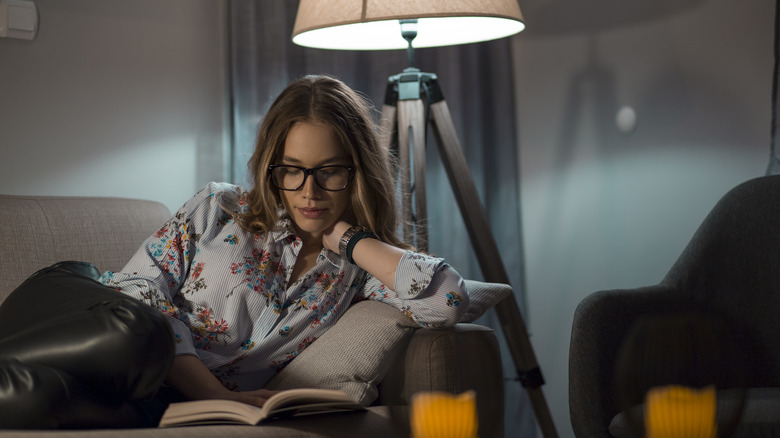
left=271, top=166, right=350, bottom=191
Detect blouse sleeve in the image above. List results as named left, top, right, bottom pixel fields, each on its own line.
left=359, top=251, right=470, bottom=327
left=99, top=183, right=231, bottom=356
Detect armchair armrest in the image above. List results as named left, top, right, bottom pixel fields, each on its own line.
left=569, top=284, right=680, bottom=438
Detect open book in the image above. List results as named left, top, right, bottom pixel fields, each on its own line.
left=159, top=388, right=365, bottom=427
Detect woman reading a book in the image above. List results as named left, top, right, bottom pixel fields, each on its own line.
left=0, top=75, right=473, bottom=429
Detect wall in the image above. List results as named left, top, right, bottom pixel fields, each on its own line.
left=0, top=0, right=228, bottom=213
left=511, top=0, right=773, bottom=436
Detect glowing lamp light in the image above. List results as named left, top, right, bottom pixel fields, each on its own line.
left=292, top=0, right=525, bottom=51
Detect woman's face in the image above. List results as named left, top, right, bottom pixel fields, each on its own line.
left=277, top=120, right=352, bottom=245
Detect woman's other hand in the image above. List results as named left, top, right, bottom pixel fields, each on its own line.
left=166, top=355, right=280, bottom=407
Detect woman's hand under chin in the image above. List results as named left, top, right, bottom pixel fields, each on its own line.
left=322, top=220, right=352, bottom=254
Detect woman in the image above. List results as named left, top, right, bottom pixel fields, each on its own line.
left=0, top=75, right=470, bottom=429
left=101, top=73, right=470, bottom=406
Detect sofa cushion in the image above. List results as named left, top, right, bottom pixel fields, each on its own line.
left=264, top=299, right=418, bottom=406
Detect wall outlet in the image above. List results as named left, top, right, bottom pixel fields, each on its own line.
left=0, top=0, right=38, bottom=41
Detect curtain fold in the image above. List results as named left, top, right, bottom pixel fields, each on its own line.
left=228, top=1, right=533, bottom=436
left=769, top=0, right=780, bottom=175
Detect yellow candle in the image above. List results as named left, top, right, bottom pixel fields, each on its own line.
left=645, top=385, right=717, bottom=438
left=410, top=390, right=478, bottom=438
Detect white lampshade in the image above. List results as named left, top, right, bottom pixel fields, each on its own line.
left=292, top=0, right=525, bottom=50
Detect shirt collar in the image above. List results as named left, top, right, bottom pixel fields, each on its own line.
left=269, top=217, right=345, bottom=269
left=269, top=216, right=296, bottom=243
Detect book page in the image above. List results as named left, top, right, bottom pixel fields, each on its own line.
left=160, top=399, right=264, bottom=426
left=263, top=388, right=356, bottom=415
left=159, top=388, right=364, bottom=427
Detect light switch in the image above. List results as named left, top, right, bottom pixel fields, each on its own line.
left=0, top=0, right=38, bottom=40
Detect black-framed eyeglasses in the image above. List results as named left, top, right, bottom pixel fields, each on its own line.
left=268, top=164, right=354, bottom=191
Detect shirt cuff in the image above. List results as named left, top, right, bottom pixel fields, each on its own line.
left=393, top=251, right=445, bottom=299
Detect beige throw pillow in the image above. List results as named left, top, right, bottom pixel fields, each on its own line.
left=265, top=299, right=418, bottom=406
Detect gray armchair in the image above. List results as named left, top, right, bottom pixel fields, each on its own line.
left=569, top=175, right=780, bottom=438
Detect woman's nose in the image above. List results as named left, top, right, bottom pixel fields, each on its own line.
left=301, top=174, right=322, bottom=199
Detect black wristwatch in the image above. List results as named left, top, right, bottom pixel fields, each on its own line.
left=338, top=225, right=377, bottom=264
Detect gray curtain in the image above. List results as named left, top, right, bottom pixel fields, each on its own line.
left=769, top=0, right=780, bottom=175
left=228, top=1, right=534, bottom=436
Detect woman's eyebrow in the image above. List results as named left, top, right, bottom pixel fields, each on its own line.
left=280, top=156, right=349, bottom=166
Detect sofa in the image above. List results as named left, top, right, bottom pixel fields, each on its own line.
left=0, top=193, right=507, bottom=437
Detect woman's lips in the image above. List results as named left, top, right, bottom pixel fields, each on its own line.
left=298, top=207, right=326, bottom=219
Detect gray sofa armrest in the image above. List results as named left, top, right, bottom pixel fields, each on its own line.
left=0, top=195, right=170, bottom=301
left=378, top=323, right=504, bottom=438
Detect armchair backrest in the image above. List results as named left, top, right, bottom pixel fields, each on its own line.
left=663, top=175, right=780, bottom=387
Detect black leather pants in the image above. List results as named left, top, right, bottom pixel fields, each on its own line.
left=0, top=262, right=176, bottom=429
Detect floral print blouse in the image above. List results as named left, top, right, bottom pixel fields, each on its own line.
left=99, top=182, right=469, bottom=391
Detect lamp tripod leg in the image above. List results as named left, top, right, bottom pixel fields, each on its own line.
left=398, top=99, right=428, bottom=251
left=380, top=86, right=429, bottom=251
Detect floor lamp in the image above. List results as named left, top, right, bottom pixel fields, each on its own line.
left=291, top=2, right=558, bottom=437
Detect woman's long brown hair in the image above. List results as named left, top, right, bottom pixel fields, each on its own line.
left=238, top=74, right=411, bottom=250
